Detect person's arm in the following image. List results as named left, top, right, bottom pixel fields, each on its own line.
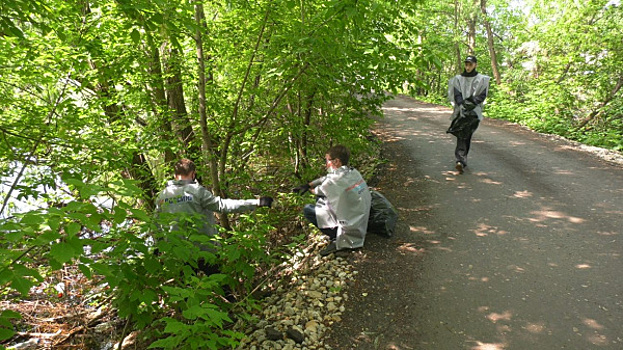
left=199, top=187, right=261, bottom=213
left=309, top=176, right=326, bottom=188
left=454, top=87, right=465, bottom=106
left=469, top=88, right=488, bottom=105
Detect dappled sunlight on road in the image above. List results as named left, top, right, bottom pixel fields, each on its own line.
left=396, top=242, right=425, bottom=255
left=523, top=321, right=547, bottom=334
left=528, top=208, right=586, bottom=224
left=479, top=177, right=503, bottom=185
left=511, top=190, right=533, bottom=198
left=473, top=223, right=508, bottom=237
left=470, top=341, right=508, bottom=350
left=583, top=318, right=605, bottom=330
left=409, top=225, right=435, bottom=235
left=485, top=310, right=513, bottom=323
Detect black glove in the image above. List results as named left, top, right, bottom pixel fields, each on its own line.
left=259, top=196, right=274, bottom=208
left=292, top=183, right=310, bottom=195
left=463, top=100, right=476, bottom=111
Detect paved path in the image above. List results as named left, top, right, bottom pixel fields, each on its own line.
left=327, top=96, right=623, bottom=350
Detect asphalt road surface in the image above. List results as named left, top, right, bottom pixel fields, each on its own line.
left=327, top=95, right=623, bottom=350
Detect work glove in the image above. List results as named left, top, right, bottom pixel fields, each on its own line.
left=291, top=183, right=310, bottom=195
left=463, top=100, right=476, bottom=111
left=259, top=196, right=274, bottom=208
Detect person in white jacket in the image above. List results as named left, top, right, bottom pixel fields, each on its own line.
left=447, top=55, right=490, bottom=174
left=294, top=145, right=372, bottom=256
left=155, top=158, right=273, bottom=275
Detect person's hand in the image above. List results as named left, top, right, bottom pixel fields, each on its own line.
left=463, top=100, right=476, bottom=111
left=259, top=196, right=274, bottom=208
left=292, top=183, right=310, bottom=195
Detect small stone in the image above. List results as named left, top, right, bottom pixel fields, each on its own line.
left=286, top=328, right=305, bottom=344
left=306, top=291, right=323, bottom=299
left=305, top=320, right=319, bottom=333
left=326, top=302, right=337, bottom=311
left=265, top=327, right=282, bottom=341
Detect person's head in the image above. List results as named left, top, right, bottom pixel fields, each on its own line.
left=174, top=158, right=196, bottom=180
left=464, top=55, right=478, bottom=73
left=325, top=145, right=350, bottom=169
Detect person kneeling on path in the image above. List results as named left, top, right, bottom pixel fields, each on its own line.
left=293, top=145, right=372, bottom=256
left=447, top=55, right=490, bottom=174
left=155, top=158, right=273, bottom=276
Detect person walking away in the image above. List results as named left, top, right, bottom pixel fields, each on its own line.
left=293, top=145, right=372, bottom=256
left=447, top=55, right=490, bottom=174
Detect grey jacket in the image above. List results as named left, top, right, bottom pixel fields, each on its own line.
left=155, top=180, right=259, bottom=238
left=311, top=166, right=371, bottom=250
left=448, top=73, right=490, bottom=121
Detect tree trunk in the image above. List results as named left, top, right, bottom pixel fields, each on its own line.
left=163, top=46, right=199, bottom=158
left=194, top=2, right=230, bottom=230
left=480, top=0, right=501, bottom=84
left=80, top=1, right=157, bottom=209
left=453, top=0, right=462, bottom=73
left=146, top=36, right=176, bottom=164
left=575, top=76, right=623, bottom=130
left=467, top=0, right=477, bottom=55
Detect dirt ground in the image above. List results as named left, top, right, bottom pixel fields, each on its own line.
left=325, top=96, right=623, bottom=350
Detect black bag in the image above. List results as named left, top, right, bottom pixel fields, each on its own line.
left=367, top=190, right=398, bottom=237
left=446, top=108, right=480, bottom=139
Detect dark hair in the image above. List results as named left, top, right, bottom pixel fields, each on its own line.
left=327, top=145, right=350, bottom=166
left=174, top=158, right=196, bottom=176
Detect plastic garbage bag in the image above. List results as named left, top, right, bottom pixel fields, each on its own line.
left=446, top=108, right=480, bottom=139
left=367, top=190, right=398, bottom=237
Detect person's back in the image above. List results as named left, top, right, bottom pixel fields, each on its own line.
left=322, top=166, right=371, bottom=250
left=156, top=179, right=219, bottom=236
left=155, top=158, right=272, bottom=246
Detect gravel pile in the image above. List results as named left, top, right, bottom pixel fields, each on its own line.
left=235, top=234, right=356, bottom=350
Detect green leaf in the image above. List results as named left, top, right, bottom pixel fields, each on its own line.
left=0, top=310, right=21, bottom=320
left=139, top=289, right=157, bottom=304
left=78, top=264, right=92, bottom=278
left=50, top=242, right=77, bottom=264
left=0, top=327, right=15, bottom=342
left=20, top=212, right=43, bottom=225
left=131, top=29, right=141, bottom=45
left=47, top=216, right=61, bottom=231
left=65, top=222, right=81, bottom=236
left=11, top=276, right=34, bottom=295
left=162, top=318, right=187, bottom=333
left=4, top=231, right=24, bottom=242
left=143, top=257, right=161, bottom=274
left=129, top=208, right=150, bottom=221
left=36, top=231, right=61, bottom=245
left=113, top=208, right=127, bottom=224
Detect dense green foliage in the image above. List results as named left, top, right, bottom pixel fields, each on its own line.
left=0, top=0, right=427, bottom=348
left=409, top=0, right=623, bottom=151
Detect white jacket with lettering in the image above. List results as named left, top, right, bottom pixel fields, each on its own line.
left=155, top=179, right=259, bottom=239
left=311, top=166, right=372, bottom=250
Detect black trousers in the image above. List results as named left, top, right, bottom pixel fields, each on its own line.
left=303, top=203, right=338, bottom=241
left=455, top=132, right=474, bottom=166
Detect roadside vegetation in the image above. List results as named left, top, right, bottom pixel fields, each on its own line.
left=1, top=0, right=621, bottom=349
left=409, top=0, right=623, bottom=151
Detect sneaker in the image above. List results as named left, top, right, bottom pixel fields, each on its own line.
left=320, top=241, right=337, bottom=256
left=455, top=161, right=464, bottom=174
